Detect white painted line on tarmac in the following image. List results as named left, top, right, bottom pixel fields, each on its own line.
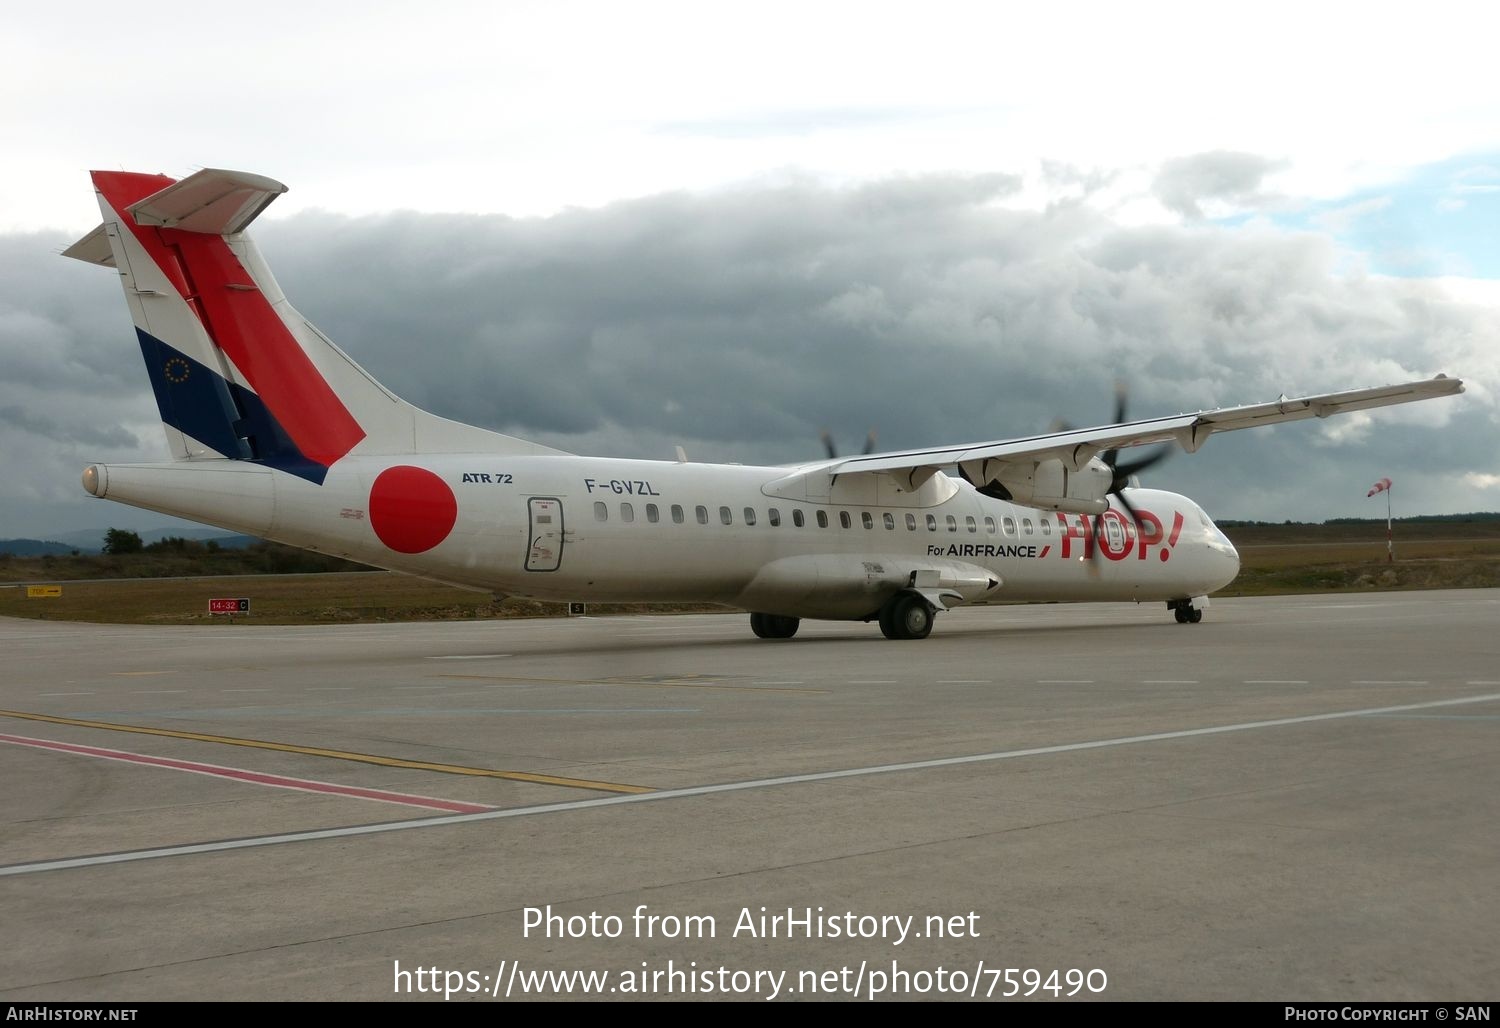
left=8, top=690, right=1498, bottom=878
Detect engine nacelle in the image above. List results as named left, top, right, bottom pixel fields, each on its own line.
left=958, top=456, right=1112, bottom=515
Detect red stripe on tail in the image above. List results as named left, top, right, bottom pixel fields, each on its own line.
left=92, top=171, right=365, bottom=469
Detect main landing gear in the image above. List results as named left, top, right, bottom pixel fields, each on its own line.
left=878, top=592, right=934, bottom=641
left=1168, top=597, right=1205, bottom=624
left=749, top=612, right=800, bottom=639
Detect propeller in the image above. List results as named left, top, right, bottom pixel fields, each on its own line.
left=821, top=428, right=878, bottom=460
left=1084, top=383, right=1172, bottom=572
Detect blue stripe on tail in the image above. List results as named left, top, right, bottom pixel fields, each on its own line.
left=136, top=329, right=330, bottom=485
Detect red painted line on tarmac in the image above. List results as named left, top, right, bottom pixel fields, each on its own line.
left=0, top=733, right=494, bottom=814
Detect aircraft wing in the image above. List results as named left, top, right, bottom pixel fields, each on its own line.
left=827, top=375, right=1464, bottom=481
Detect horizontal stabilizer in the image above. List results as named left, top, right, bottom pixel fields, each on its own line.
left=61, top=224, right=115, bottom=267
left=127, top=168, right=288, bottom=235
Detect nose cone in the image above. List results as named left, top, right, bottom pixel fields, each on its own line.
left=1202, top=518, right=1240, bottom=590
left=1208, top=537, right=1241, bottom=590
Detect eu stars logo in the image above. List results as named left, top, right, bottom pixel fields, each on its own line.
left=164, top=357, right=191, bottom=384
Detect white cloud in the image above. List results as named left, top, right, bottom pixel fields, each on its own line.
left=1312, top=196, right=1393, bottom=234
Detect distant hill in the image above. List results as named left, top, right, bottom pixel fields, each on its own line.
left=0, top=539, right=79, bottom=557
left=1323, top=512, right=1500, bottom=524
left=1219, top=512, right=1500, bottom=528
left=40, top=528, right=262, bottom=553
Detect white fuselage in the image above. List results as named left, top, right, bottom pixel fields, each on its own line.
left=86, top=453, right=1241, bottom=620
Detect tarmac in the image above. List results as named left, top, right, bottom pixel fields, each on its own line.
left=1, top=589, right=1497, bottom=1001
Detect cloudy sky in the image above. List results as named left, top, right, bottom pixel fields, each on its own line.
left=3, top=1, right=1497, bottom=542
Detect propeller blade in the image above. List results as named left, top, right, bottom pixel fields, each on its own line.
left=1115, top=446, right=1171, bottom=478
left=1113, top=444, right=1172, bottom=486
left=822, top=428, right=879, bottom=459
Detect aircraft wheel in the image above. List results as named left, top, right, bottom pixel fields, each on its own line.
left=1186, top=607, right=1203, bottom=624
left=881, top=594, right=933, bottom=640
left=1173, top=607, right=1188, bottom=624
left=751, top=612, right=799, bottom=639
left=767, top=614, right=800, bottom=638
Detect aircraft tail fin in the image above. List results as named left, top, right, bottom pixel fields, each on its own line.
left=67, top=168, right=565, bottom=484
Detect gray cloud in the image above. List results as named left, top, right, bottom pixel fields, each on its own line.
left=1, top=172, right=1494, bottom=538
left=1153, top=150, right=1289, bottom=219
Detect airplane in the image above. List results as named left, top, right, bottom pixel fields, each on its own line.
left=64, top=167, right=1465, bottom=640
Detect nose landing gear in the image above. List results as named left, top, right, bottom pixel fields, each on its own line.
left=1168, top=596, right=1207, bottom=624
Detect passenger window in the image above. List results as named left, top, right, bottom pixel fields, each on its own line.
left=593, top=501, right=608, bottom=521
left=620, top=502, right=634, bottom=523
left=839, top=511, right=851, bottom=529
left=862, top=512, right=874, bottom=530
left=793, top=509, right=805, bottom=527
left=720, top=506, right=733, bottom=526
left=926, top=514, right=937, bottom=531
left=906, top=513, right=917, bottom=531
left=1023, top=518, right=1033, bottom=535
left=817, top=510, right=829, bottom=528
left=883, top=512, right=895, bottom=530
left=646, top=503, right=659, bottom=524
left=671, top=504, right=684, bottom=524
left=768, top=508, right=781, bottom=527
left=984, top=517, right=996, bottom=534
left=946, top=515, right=958, bottom=532
left=1003, top=516, right=1016, bottom=535
left=696, top=505, right=709, bottom=525
left=743, top=507, right=756, bottom=526
left=1041, top=518, right=1051, bottom=536
left=965, top=516, right=977, bottom=533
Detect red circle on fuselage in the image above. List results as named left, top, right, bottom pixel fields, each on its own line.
left=369, top=465, right=457, bottom=553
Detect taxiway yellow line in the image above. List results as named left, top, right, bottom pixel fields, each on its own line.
left=0, top=708, right=651, bottom=794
